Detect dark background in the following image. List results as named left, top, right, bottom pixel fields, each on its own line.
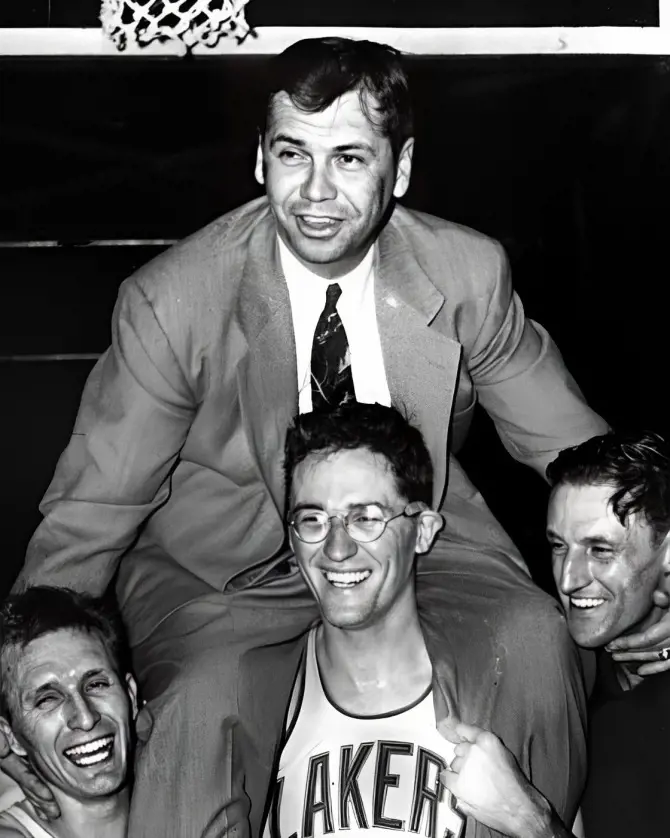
left=2, top=45, right=670, bottom=596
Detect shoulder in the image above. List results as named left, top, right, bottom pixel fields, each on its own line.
left=390, top=203, right=505, bottom=263
left=386, top=204, right=508, bottom=300
left=119, top=195, right=273, bottom=305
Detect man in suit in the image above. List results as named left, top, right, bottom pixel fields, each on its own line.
left=7, top=37, right=606, bottom=836
left=242, top=403, right=585, bottom=838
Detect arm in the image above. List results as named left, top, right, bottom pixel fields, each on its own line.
left=467, top=244, right=608, bottom=479
left=439, top=720, right=575, bottom=838
left=15, top=275, right=196, bottom=595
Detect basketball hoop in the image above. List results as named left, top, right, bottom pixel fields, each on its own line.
left=100, top=0, right=255, bottom=52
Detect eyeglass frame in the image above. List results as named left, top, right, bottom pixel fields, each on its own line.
left=287, top=501, right=426, bottom=544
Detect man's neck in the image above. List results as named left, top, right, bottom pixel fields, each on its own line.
left=316, top=602, right=432, bottom=715
left=46, top=786, right=129, bottom=838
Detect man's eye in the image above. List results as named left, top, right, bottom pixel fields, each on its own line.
left=35, top=694, right=59, bottom=709
left=338, top=155, right=363, bottom=168
left=590, top=546, right=612, bottom=558
left=351, top=509, right=383, bottom=525
left=297, top=512, right=323, bottom=525
left=86, top=679, right=111, bottom=691
left=279, top=150, right=304, bottom=164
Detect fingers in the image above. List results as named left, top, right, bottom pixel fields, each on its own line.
left=436, top=718, right=462, bottom=744
left=607, top=620, right=670, bottom=652
left=1, top=754, right=60, bottom=819
left=634, top=659, right=670, bottom=676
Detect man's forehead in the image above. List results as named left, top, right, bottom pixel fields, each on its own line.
left=14, top=630, right=113, bottom=690
left=291, top=448, right=397, bottom=500
left=266, top=90, right=386, bottom=144
left=547, top=482, right=645, bottom=541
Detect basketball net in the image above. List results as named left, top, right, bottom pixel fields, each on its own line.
left=100, top=0, right=254, bottom=52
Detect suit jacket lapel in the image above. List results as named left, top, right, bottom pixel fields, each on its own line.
left=376, top=217, right=463, bottom=506
left=237, top=217, right=298, bottom=516
left=237, top=631, right=308, bottom=836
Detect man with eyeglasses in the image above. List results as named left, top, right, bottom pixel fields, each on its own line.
left=238, top=402, right=586, bottom=838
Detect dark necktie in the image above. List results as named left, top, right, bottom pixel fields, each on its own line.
left=310, top=283, right=356, bottom=411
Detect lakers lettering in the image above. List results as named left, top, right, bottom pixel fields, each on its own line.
left=269, top=740, right=465, bottom=838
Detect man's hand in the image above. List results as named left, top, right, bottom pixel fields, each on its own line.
left=0, top=734, right=59, bottom=821
left=607, top=589, right=670, bottom=675
left=437, top=719, right=566, bottom=838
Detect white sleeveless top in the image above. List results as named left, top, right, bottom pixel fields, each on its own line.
left=0, top=803, right=55, bottom=838
left=264, top=628, right=466, bottom=838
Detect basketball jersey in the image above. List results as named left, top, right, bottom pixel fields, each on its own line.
left=263, top=628, right=466, bottom=838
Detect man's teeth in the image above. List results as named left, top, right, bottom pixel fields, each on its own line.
left=65, top=735, right=114, bottom=766
left=301, top=216, right=338, bottom=226
left=571, top=597, right=606, bottom=609
left=324, top=570, right=371, bottom=588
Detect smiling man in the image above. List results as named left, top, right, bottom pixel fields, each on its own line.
left=239, top=403, right=589, bottom=838
left=0, top=587, right=138, bottom=838
left=437, top=431, right=670, bottom=838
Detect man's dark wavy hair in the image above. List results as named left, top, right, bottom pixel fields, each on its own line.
left=261, top=37, right=414, bottom=160
left=284, top=402, right=433, bottom=507
left=0, top=586, right=131, bottom=720
left=546, top=431, right=670, bottom=545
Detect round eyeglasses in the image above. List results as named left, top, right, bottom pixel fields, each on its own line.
left=288, top=502, right=424, bottom=544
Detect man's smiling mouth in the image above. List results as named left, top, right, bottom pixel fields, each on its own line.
left=570, top=597, right=606, bottom=609
left=323, top=570, right=371, bottom=588
left=64, top=735, right=115, bottom=767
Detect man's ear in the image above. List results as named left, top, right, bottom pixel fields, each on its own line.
left=415, top=510, right=444, bottom=555
left=393, top=137, right=414, bottom=199
left=0, top=716, right=27, bottom=759
left=254, top=135, right=265, bottom=186
left=125, top=673, right=140, bottom=720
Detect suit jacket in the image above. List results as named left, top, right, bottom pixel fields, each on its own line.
left=238, top=604, right=588, bottom=838
left=19, top=196, right=607, bottom=645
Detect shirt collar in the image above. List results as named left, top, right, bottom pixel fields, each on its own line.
left=277, top=234, right=374, bottom=301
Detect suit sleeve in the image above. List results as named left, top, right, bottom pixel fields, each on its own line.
left=468, top=243, right=609, bottom=478
left=16, top=277, right=197, bottom=595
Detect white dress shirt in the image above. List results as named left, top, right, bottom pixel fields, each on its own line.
left=278, top=235, right=391, bottom=414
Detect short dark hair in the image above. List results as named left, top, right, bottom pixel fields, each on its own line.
left=546, top=431, right=670, bottom=544
left=284, top=402, right=433, bottom=507
left=261, top=37, right=414, bottom=159
left=0, top=587, right=131, bottom=720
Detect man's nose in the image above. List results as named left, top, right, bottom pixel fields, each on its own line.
left=323, top=517, right=358, bottom=562
left=560, top=552, right=592, bottom=595
left=66, top=693, right=101, bottom=732
left=300, top=162, right=337, bottom=203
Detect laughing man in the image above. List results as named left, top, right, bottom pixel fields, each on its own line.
left=0, top=587, right=138, bottom=838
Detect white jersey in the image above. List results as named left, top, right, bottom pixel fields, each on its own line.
left=264, top=628, right=466, bottom=838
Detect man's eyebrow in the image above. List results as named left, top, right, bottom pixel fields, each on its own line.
left=269, top=136, right=377, bottom=156
left=333, top=142, right=376, bottom=156
left=269, top=133, right=306, bottom=149
left=582, top=535, right=617, bottom=547
left=290, top=501, right=385, bottom=512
